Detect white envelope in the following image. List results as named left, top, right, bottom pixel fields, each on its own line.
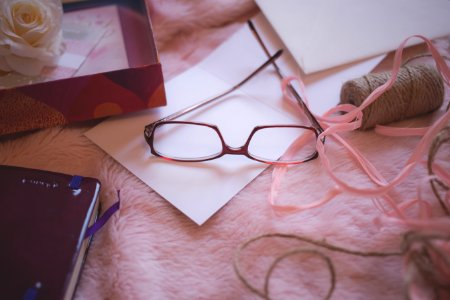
left=256, top=0, right=450, bottom=74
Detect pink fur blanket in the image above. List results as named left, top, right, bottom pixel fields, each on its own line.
left=1, top=1, right=449, bottom=299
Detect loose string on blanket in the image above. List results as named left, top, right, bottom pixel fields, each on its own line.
left=339, top=64, right=444, bottom=130
left=234, top=232, right=450, bottom=300
left=427, top=125, right=450, bottom=215
left=402, top=54, right=450, bottom=66
left=235, top=124, right=450, bottom=299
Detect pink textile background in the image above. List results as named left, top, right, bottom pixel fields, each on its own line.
left=0, top=1, right=449, bottom=299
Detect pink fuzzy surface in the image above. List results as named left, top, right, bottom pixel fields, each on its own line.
left=1, top=1, right=449, bottom=299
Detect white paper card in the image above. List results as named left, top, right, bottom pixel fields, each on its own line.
left=256, top=0, right=450, bottom=74
left=85, top=67, right=296, bottom=225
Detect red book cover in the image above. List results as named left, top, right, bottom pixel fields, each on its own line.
left=0, top=165, right=101, bottom=300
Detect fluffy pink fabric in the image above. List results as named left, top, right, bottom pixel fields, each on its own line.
left=0, top=1, right=448, bottom=299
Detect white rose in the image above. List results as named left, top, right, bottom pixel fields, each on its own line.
left=0, top=0, right=65, bottom=76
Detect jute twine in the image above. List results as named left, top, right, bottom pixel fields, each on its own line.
left=427, top=125, right=450, bottom=215
left=233, top=233, right=400, bottom=300
left=340, top=65, right=444, bottom=130
left=234, top=127, right=450, bottom=299
left=234, top=232, right=450, bottom=300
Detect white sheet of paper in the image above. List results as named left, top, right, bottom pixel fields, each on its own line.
left=85, top=14, right=384, bottom=225
left=256, top=0, right=450, bottom=74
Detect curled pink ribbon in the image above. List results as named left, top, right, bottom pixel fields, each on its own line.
left=270, top=35, right=450, bottom=232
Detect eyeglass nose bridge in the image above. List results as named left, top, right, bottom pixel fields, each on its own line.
left=222, top=144, right=248, bottom=156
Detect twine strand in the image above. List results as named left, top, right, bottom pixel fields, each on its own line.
left=234, top=232, right=450, bottom=300
left=401, top=54, right=450, bottom=67
left=427, top=125, right=450, bottom=215
left=233, top=233, right=401, bottom=300
left=264, top=249, right=336, bottom=300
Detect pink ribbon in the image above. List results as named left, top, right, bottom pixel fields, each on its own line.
left=270, top=35, right=450, bottom=232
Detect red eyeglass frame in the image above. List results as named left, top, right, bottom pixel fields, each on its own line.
left=145, top=120, right=319, bottom=165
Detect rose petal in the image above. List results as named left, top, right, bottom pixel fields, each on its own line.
left=0, top=56, right=12, bottom=72
left=6, top=38, right=58, bottom=62
left=23, top=26, right=51, bottom=45
left=13, top=2, right=48, bottom=37
left=1, top=2, right=15, bottom=29
left=5, top=53, right=44, bottom=76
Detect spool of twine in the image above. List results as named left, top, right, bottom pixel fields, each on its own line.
left=340, top=65, right=444, bottom=130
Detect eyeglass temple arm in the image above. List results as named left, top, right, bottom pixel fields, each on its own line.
left=247, top=20, right=324, bottom=134
left=150, top=49, right=283, bottom=126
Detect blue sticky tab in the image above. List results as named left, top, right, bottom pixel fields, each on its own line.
left=69, top=175, right=83, bottom=190
left=22, top=282, right=41, bottom=300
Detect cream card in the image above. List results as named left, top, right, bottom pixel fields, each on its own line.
left=256, top=0, right=450, bottom=74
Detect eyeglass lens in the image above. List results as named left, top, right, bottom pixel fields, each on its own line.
left=153, top=123, right=222, bottom=160
left=248, top=126, right=316, bottom=162
left=152, top=122, right=317, bottom=163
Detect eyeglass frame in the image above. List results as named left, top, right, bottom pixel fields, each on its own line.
left=146, top=120, right=319, bottom=164
left=144, top=20, right=324, bottom=165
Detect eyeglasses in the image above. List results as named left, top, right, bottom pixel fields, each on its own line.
left=144, top=21, right=324, bottom=165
